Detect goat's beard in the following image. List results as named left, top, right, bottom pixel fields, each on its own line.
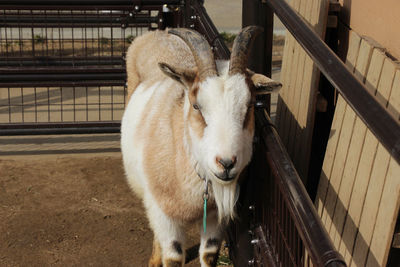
left=210, top=180, right=238, bottom=224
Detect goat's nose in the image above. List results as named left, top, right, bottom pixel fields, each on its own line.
left=216, top=156, right=237, bottom=171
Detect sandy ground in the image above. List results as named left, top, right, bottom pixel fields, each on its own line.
left=0, top=154, right=218, bottom=266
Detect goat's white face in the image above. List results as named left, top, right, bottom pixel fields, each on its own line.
left=159, top=61, right=280, bottom=185
left=188, top=72, right=254, bottom=185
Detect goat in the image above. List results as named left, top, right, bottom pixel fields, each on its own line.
left=121, top=26, right=281, bottom=267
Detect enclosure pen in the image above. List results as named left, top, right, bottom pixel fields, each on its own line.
left=0, top=0, right=368, bottom=266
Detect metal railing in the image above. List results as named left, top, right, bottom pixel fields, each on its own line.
left=227, top=0, right=399, bottom=266
left=266, top=0, right=400, bottom=164
left=0, top=0, right=183, bottom=135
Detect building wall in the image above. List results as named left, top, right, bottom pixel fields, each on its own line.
left=339, top=0, right=400, bottom=59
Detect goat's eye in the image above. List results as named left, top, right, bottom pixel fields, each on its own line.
left=193, top=104, right=200, bottom=110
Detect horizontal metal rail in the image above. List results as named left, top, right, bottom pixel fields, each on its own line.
left=0, top=122, right=121, bottom=135
left=0, top=72, right=125, bottom=81
left=256, top=110, right=346, bottom=267
left=0, top=66, right=124, bottom=73
left=0, top=59, right=124, bottom=67
left=0, top=0, right=181, bottom=6
left=0, top=15, right=158, bottom=28
left=266, top=0, right=400, bottom=164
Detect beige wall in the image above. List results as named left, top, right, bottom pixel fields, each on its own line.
left=339, top=0, right=400, bottom=59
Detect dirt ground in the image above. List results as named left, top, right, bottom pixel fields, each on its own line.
left=0, top=154, right=224, bottom=266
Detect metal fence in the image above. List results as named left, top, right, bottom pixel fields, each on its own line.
left=0, top=0, right=182, bottom=134
left=226, top=0, right=399, bottom=266
left=226, top=111, right=346, bottom=267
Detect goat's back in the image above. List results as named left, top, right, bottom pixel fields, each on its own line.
left=125, top=30, right=195, bottom=101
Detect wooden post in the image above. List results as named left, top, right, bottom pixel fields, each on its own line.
left=242, top=0, right=273, bottom=113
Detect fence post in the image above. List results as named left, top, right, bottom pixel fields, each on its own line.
left=225, top=1, right=275, bottom=266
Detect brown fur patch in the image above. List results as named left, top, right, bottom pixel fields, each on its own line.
left=148, top=238, right=162, bottom=267
left=242, top=73, right=256, bottom=133
left=243, top=105, right=255, bottom=132
left=165, top=259, right=183, bottom=267
left=140, top=83, right=215, bottom=223
left=188, top=104, right=206, bottom=138
left=188, top=78, right=199, bottom=104
left=202, top=252, right=219, bottom=267
left=187, top=76, right=206, bottom=138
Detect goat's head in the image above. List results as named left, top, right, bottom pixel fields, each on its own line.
left=159, top=26, right=281, bottom=220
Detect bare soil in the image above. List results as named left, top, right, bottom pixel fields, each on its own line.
left=0, top=155, right=210, bottom=266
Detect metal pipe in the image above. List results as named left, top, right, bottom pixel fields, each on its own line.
left=0, top=15, right=158, bottom=27
left=256, top=110, right=347, bottom=267
left=0, top=80, right=125, bottom=87
left=0, top=73, right=126, bottom=81
left=0, top=0, right=181, bottom=6
left=0, top=122, right=121, bottom=135
left=0, top=67, right=125, bottom=74
left=266, top=0, right=400, bottom=164
left=0, top=59, right=124, bottom=67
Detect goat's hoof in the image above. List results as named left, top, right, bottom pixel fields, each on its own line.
left=148, top=259, right=162, bottom=267
left=164, top=259, right=183, bottom=267
left=202, top=252, right=219, bottom=267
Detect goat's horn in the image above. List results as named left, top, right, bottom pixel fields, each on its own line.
left=168, top=28, right=217, bottom=81
left=228, top=26, right=263, bottom=75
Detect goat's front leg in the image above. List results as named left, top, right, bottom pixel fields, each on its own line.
left=199, top=210, right=223, bottom=267
left=146, top=200, right=186, bottom=267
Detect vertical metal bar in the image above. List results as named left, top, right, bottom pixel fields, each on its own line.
left=110, top=10, right=114, bottom=59
left=83, top=10, right=87, bottom=63
left=4, top=10, right=9, bottom=59
left=58, top=10, right=62, bottom=61
left=21, top=87, right=24, bottom=122
left=97, top=10, right=101, bottom=61
left=91, top=23, right=94, bottom=58
left=34, top=86, right=37, bottom=122
left=8, top=87, right=11, bottom=122
left=18, top=10, right=23, bottom=63
left=30, top=9, right=35, bottom=58
left=111, top=85, right=114, bottom=120
left=44, top=10, right=49, bottom=60
left=297, top=232, right=301, bottom=266
left=98, top=85, right=101, bottom=120
left=60, top=87, right=63, bottom=121
left=71, top=10, right=75, bottom=63
left=9, top=14, right=14, bottom=55
left=40, top=20, right=44, bottom=57
left=47, top=86, right=50, bottom=122
left=86, top=86, right=88, bottom=121
left=1, top=11, right=4, bottom=59
left=73, top=86, right=76, bottom=121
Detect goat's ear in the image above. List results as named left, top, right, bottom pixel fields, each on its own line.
left=251, top=73, right=282, bottom=95
left=158, top=62, right=196, bottom=89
